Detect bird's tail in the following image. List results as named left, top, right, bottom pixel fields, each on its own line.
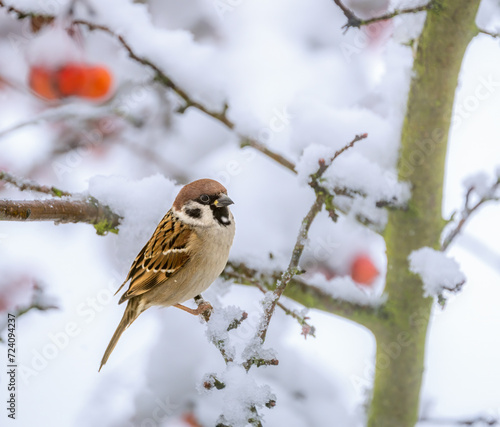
left=99, top=298, right=143, bottom=371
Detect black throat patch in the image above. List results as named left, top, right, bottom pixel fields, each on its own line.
left=210, top=205, right=231, bottom=227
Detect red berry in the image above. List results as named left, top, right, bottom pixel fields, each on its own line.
left=351, top=254, right=379, bottom=286
left=29, top=66, right=59, bottom=100
left=79, top=66, right=112, bottom=99
left=57, top=63, right=87, bottom=97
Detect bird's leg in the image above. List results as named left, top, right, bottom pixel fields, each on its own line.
left=174, top=295, right=213, bottom=320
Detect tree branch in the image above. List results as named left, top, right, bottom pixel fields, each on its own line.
left=0, top=6, right=393, bottom=227
left=0, top=170, right=71, bottom=197
left=223, top=261, right=381, bottom=330
left=71, top=19, right=234, bottom=129
left=257, top=194, right=325, bottom=343
left=309, top=133, right=368, bottom=221
left=478, top=28, right=500, bottom=39
left=419, top=415, right=499, bottom=425
left=240, top=138, right=296, bottom=174
left=0, top=0, right=52, bottom=20
left=332, top=0, right=434, bottom=31
left=441, top=177, right=500, bottom=251
left=0, top=198, right=121, bottom=235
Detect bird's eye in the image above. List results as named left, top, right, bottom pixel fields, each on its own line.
left=199, top=194, right=210, bottom=204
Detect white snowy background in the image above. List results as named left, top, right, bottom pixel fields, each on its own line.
left=0, top=0, right=499, bottom=426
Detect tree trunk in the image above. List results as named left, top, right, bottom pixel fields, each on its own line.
left=368, top=1, right=481, bottom=426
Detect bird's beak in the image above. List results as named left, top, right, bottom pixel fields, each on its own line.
left=213, top=194, right=234, bottom=207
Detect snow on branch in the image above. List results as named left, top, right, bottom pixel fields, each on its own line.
left=224, top=267, right=316, bottom=338
left=331, top=0, right=435, bottom=32
left=308, top=133, right=368, bottom=221
left=0, top=172, right=121, bottom=235
left=223, top=261, right=382, bottom=331
left=0, top=170, right=70, bottom=197
left=256, top=194, right=325, bottom=345
left=0, top=6, right=399, bottom=228
left=193, top=298, right=276, bottom=425
left=0, top=198, right=121, bottom=234
left=408, top=247, right=465, bottom=298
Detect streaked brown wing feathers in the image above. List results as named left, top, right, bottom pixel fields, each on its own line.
left=118, top=211, right=192, bottom=303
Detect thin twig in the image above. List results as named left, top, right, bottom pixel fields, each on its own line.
left=331, top=0, right=434, bottom=31
left=223, top=261, right=381, bottom=330
left=258, top=194, right=325, bottom=343
left=478, top=28, right=500, bottom=38
left=360, top=3, right=434, bottom=28
left=72, top=19, right=234, bottom=129
left=224, top=267, right=316, bottom=338
left=441, top=178, right=500, bottom=250
left=0, top=171, right=71, bottom=197
left=0, top=0, right=52, bottom=20
left=309, top=133, right=368, bottom=220
left=312, top=133, right=368, bottom=181
left=419, top=415, right=499, bottom=425
left=240, top=138, right=296, bottom=173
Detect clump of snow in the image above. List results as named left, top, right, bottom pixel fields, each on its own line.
left=296, top=143, right=410, bottom=219
left=26, top=25, right=84, bottom=67
left=201, top=364, right=275, bottom=427
left=205, top=305, right=246, bottom=362
left=463, top=171, right=499, bottom=199
left=391, top=0, right=427, bottom=44
left=408, top=247, right=466, bottom=297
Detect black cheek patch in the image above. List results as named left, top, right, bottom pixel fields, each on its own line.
left=185, top=208, right=202, bottom=219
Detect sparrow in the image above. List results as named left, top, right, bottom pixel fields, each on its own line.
left=99, top=179, right=235, bottom=370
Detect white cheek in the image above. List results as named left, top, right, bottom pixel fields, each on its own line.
left=175, top=203, right=214, bottom=227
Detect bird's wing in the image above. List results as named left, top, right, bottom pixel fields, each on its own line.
left=117, top=210, right=193, bottom=303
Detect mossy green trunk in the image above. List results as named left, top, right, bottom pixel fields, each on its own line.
left=368, top=1, right=481, bottom=426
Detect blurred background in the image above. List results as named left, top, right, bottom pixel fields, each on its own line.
left=0, top=0, right=499, bottom=426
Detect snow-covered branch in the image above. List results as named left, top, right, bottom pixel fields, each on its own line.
left=0, top=170, right=70, bottom=197
left=331, top=0, right=435, bottom=31
left=257, top=194, right=325, bottom=344
left=0, top=198, right=121, bottom=235
left=223, top=262, right=382, bottom=330
left=308, top=133, right=368, bottom=221
left=232, top=271, right=316, bottom=338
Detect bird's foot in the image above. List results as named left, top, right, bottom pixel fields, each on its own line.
left=174, top=300, right=213, bottom=320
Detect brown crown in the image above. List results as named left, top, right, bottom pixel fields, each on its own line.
left=173, top=179, right=228, bottom=210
